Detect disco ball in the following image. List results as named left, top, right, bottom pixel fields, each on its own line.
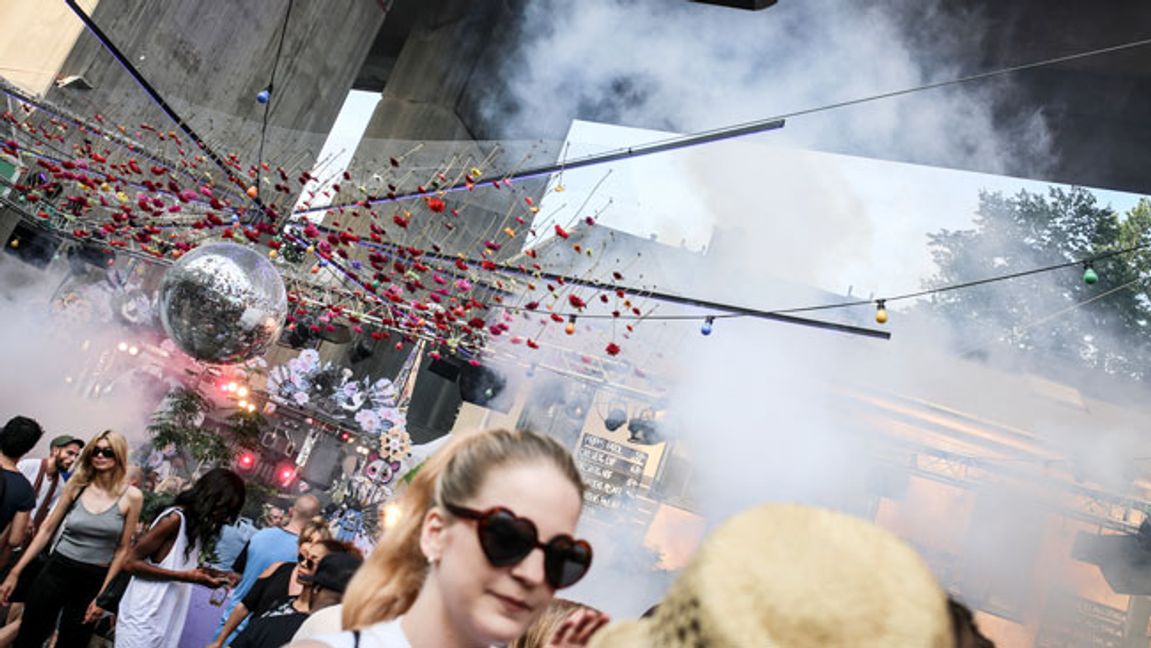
left=159, top=242, right=287, bottom=364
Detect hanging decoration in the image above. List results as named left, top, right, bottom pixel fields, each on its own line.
left=158, top=242, right=287, bottom=363
left=266, top=348, right=406, bottom=437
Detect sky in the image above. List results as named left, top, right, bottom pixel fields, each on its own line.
left=308, top=92, right=1146, bottom=303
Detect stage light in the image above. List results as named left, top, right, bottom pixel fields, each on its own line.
left=117, top=342, right=128, bottom=352
left=128, top=345, right=139, bottom=356
left=237, top=451, right=256, bottom=471
left=349, top=338, right=375, bottom=364
left=238, top=399, right=249, bottom=409
left=276, top=464, right=298, bottom=487
left=604, top=407, right=628, bottom=432
left=382, top=502, right=402, bottom=530
left=246, top=403, right=256, bottom=413
left=236, top=386, right=249, bottom=398
left=627, top=410, right=664, bottom=445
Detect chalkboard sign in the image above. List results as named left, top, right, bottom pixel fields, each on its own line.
left=576, top=434, right=650, bottom=509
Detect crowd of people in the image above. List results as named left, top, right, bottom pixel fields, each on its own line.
left=0, top=416, right=995, bottom=647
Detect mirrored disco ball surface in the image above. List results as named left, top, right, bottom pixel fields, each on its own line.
left=159, top=242, right=287, bottom=364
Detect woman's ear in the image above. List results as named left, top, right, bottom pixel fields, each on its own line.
left=419, top=506, right=447, bottom=564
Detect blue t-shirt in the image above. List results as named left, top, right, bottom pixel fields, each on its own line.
left=215, top=526, right=298, bottom=641
left=0, top=469, right=36, bottom=532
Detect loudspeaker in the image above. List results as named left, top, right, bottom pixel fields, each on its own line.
left=458, top=364, right=513, bottom=413
left=4, top=223, right=60, bottom=269
left=301, top=435, right=344, bottom=487
left=428, top=357, right=461, bottom=381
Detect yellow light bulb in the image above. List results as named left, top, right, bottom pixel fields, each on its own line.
left=565, top=322, right=576, bottom=335
left=875, top=300, right=888, bottom=324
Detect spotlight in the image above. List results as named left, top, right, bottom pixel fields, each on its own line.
left=117, top=342, right=129, bottom=352
left=382, top=502, right=402, bottom=530
left=627, top=410, right=664, bottom=445
left=236, top=451, right=257, bottom=471
left=603, top=407, right=628, bottom=432
left=349, top=338, right=375, bottom=364
left=458, top=364, right=509, bottom=411
left=236, top=386, right=250, bottom=398
left=128, top=345, right=139, bottom=356
left=276, top=464, right=298, bottom=488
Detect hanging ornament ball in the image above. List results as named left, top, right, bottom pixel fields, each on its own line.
left=158, top=242, right=287, bottom=364
left=256, top=89, right=271, bottom=104
left=1084, top=266, right=1099, bottom=285
left=246, top=186, right=259, bottom=199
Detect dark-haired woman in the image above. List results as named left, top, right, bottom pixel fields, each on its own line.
left=114, top=468, right=246, bottom=647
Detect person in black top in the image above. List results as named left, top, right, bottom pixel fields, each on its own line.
left=232, top=551, right=362, bottom=648
left=0, top=417, right=43, bottom=562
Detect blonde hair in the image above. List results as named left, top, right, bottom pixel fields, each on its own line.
left=511, top=599, right=599, bottom=648
left=342, top=429, right=584, bottom=630
left=71, top=430, right=129, bottom=492
left=299, top=516, right=332, bottom=546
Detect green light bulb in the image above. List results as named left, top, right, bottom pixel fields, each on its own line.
left=1084, top=266, right=1099, bottom=285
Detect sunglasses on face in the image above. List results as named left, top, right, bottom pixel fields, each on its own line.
left=91, top=447, right=116, bottom=459
left=443, top=503, right=592, bottom=590
left=297, top=553, right=316, bottom=570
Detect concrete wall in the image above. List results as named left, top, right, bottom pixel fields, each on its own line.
left=42, top=0, right=386, bottom=174
left=0, top=0, right=98, bottom=96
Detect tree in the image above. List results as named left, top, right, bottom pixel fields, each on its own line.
left=923, top=187, right=1151, bottom=380
left=147, top=386, right=265, bottom=471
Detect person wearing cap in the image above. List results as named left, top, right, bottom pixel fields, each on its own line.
left=233, top=549, right=363, bottom=648
left=16, top=434, right=83, bottom=537
left=588, top=502, right=954, bottom=648
left=290, top=552, right=364, bottom=641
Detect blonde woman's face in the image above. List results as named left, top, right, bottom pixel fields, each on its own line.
left=90, top=438, right=117, bottom=472
left=426, top=462, right=583, bottom=645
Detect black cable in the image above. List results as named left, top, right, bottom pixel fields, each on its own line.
left=292, top=35, right=1151, bottom=217
left=62, top=0, right=257, bottom=209
left=255, top=0, right=296, bottom=210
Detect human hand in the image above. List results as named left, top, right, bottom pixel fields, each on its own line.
left=83, top=600, right=106, bottom=624
left=192, top=568, right=231, bottom=588
left=0, top=574, right=17, bottom=606
left=547, top=609, right=611, bottom=647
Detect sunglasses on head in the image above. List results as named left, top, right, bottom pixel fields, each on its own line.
left=443, top=503, right=592, bottom=590
left=91, top=447, right=116, bottom=459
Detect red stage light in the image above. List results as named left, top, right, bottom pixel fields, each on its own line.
left=237, top=452, right=256, bottom=471
left=276, top=464, right=297, bottom=487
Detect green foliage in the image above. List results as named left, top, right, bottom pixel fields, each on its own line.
left=140, top=491, right=176, bottom=525
left=240, top=480, right=278, bottom=522
left=147, top=387, right=268, bottom=469
left=924, top=187, right=1151, bottom=380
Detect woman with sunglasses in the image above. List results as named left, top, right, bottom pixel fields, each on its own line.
left=211, top=518, right=333, bottom=648
left=0, top=431, right=143, bottom=648
left=293, top=428, right=595, bottom=648
left=114, top=467, right=246, bottom=647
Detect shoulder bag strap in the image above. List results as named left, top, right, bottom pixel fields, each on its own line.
left=31, top=459, right=46, bottom=494
left=50, top=485, right=87, bottom=555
